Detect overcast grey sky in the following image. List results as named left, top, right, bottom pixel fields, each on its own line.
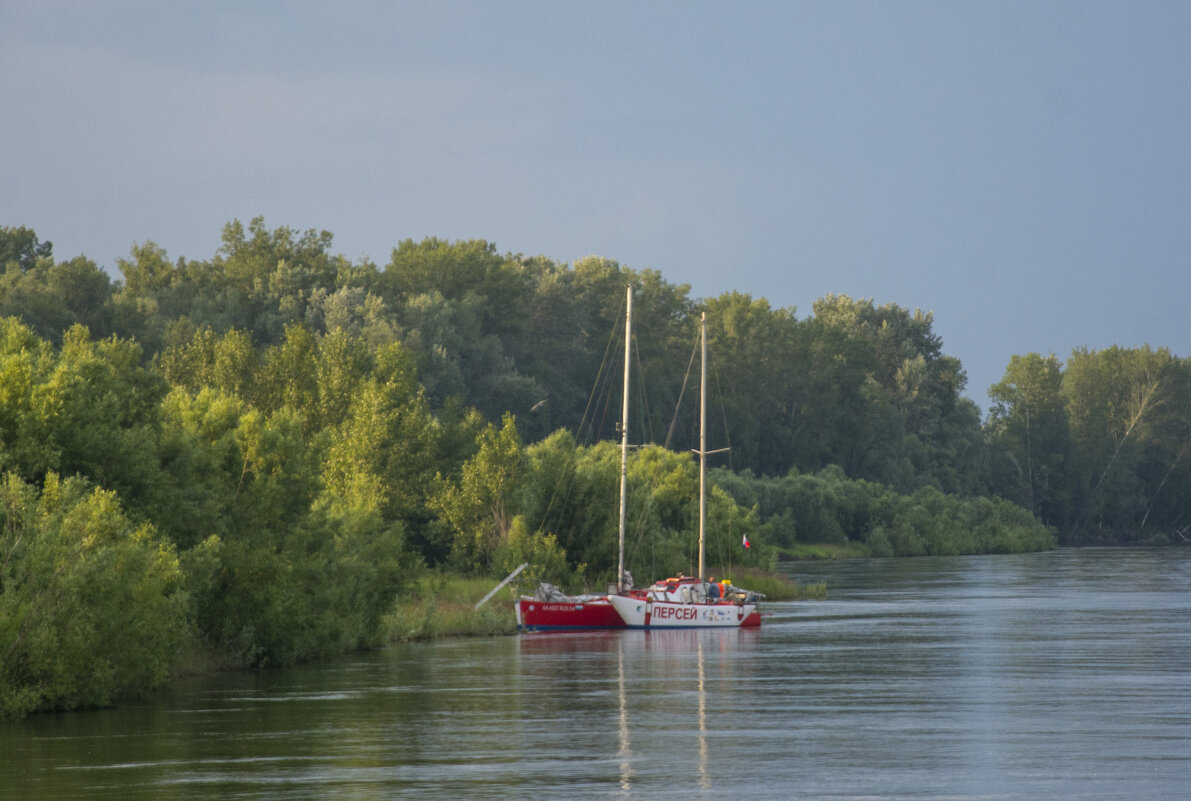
left=3, top=1, right=1189, bottom=411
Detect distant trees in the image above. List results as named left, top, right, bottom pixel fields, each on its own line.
left=97, top=220, right=995, bottom=495
left=712, top=465, right=1054, bottom=558
left=986, top=346, right=1191, bottom=542
left=1, top=227, right=113, bottom=343
left=5, top=217, right=1186, bottom=550
left=0, top=226, right=53, bottom=272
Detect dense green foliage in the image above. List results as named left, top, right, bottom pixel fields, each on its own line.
left=713, top=466, right=1055, bottom=558
left=987, top=346, right=1191, bottom=543
left=0, top=472, right=186, bottom=717
left=0, top=218, right=1182, bottom=716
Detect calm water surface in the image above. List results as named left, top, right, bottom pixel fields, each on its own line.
left=3, top=547, right=1189, bottom=800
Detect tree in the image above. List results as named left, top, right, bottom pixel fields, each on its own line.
left=116, top=218, right=353, bottom=350
left=1063, top=345, right=1183, bottom=540
left=0, top=226, right=52, bottom=272
left=701, top=292, right=802, bottom=475
left=157, top=327, right=260, bottom=403
left=987, top=353, right=1072, bottom=525
left=151, top=387, right=243, bottom=550
left=382, top=238, right=531, bottom=336
left=510, top=257, right=632, bottom=443
left=430, top=413, right=528, bottom=572
left=810, top=294, right=983, bottom=493
left=0, top=322, right=165, bottom=510
left=0, top=255, right=114, bottom=344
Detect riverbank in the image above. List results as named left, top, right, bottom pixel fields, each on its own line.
left=9, top=566, right=824, bottom=719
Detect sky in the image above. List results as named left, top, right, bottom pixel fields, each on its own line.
left=3, top=1, right=1189, bottom=412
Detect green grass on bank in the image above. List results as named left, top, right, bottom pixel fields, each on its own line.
left=778, top=541, right=871, bottom=560
left=385, top=574, right=521, bottom=640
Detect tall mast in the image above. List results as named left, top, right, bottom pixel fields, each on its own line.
left=698, top=311, right=707, bottom=582
left=694, top=312, right=728, bottom=583
left=617, top=285, right=632, bottom=594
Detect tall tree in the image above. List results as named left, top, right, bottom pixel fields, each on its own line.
left=1062, top=345, right=1181, bottom=539
left=430, top=412, right=527, bottom=572
left=0, top=226, right=52, bottom=272
left=987, top=353, right=1072, bottom=525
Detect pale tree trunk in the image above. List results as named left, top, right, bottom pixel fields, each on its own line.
left=1071, top=377, right=1162, bottom=536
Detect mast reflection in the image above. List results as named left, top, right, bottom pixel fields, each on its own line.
left=617, top=638, right=633, bottom=794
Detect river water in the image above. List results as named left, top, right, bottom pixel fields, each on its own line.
left=3, top=547, right=1189, bottom=800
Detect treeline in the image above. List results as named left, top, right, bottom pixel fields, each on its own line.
left=0, top=218, right=1177, bottom=715
left=6, top=219, right=1184, bottom=542
left=1, top=220, right=984, bottom=485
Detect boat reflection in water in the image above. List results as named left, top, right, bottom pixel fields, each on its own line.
left=516, top=628, right=760, bottom=794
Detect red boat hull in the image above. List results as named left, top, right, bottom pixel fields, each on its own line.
left=517, top=597, right=626, bottom=631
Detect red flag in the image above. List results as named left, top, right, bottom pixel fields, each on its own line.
left=743, top=533, right=750, bottom=549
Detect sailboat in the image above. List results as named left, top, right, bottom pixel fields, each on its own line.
left=516, top=285, right=638, bottom=632
left=515, top=584, right=625, bottom=632
left=517, top=288, right=762, bottom=631
left=606, top=311, right=762, bottom=629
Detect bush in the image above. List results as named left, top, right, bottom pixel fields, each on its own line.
left=0, top=473, right=187, bottom=718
